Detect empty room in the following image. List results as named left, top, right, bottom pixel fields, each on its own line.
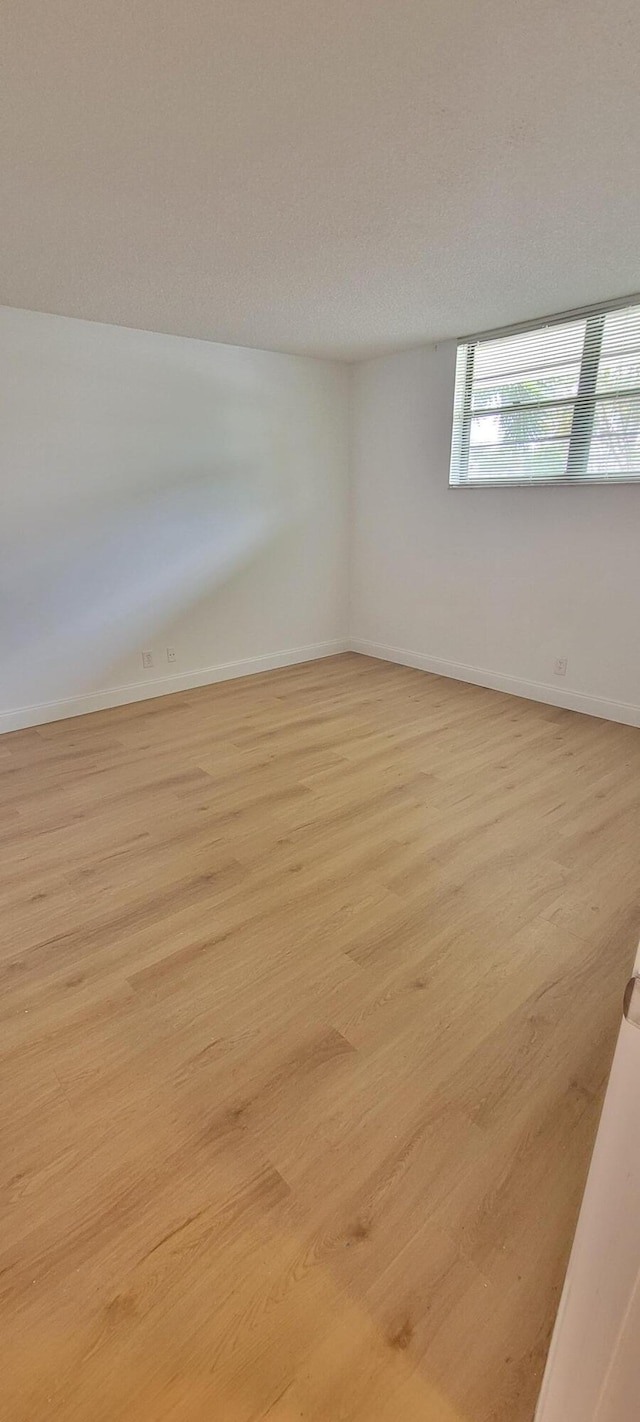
left=2, top=3, right=640, bottom=1419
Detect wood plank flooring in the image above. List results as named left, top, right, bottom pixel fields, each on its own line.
left=2, top=652, right=639, bottom=1422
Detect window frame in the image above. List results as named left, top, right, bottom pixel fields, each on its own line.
left=450, top=295, right=640, bottom=489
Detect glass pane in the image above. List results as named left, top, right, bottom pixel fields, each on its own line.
left=470, top=402, right=573, bottom=447
left=587, top=396, right=640, bottom=474
left=473, top=363, right=580, bottom=410
left=592, top=394, right=640, bottom=437
left=468, top=440, right=570, bottom=481
left=601, top=305, right=640, bottom=358
left=587, top=438, right=640, bottom=475
left=474, top=319, right=585, bottom=382
left=596, top=351, right=640, bottom=395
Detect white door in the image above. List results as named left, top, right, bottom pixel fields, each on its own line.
left=535, top=946, right=640, bottom=1421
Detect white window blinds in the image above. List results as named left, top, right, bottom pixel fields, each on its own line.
left=449, top=298, right=640, bottom=486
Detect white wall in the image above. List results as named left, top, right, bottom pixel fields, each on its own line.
left=4, top=312, right=639, bottom=734
left=350, top=342, right=640, bottom=726
left=0, top=307, right=349, bottom=731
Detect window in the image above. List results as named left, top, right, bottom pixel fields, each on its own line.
left=449, top=297, right=640, bottom=486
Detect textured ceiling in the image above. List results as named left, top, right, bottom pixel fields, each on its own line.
left=2, top=0, right=640, bottom=359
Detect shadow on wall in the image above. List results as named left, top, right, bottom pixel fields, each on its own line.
left=1, top=374, right=299, bottom=707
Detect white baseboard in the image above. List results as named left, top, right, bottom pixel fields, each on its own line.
left=0, top=639, right=349, bottom=734
left=349, top=638, right=640, bottom=728
left=5, top=634, right=638, bottom=734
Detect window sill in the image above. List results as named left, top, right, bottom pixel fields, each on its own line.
left=449, top=477, right=640, bottom=489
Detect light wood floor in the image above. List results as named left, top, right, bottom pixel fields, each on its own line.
left=3, top=653, right=640, bottom=1422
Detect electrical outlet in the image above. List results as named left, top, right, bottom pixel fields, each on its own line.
left=166, top=647, right=177, bottom=664
left=553, top=657, right=568, bottom=677
left=141, top=650, right=154, bottom=670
